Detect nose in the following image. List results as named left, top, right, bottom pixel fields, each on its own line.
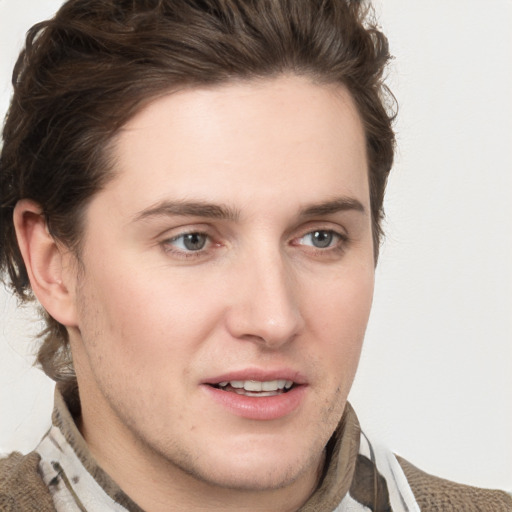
left=225, top=249, right=304, bottom=348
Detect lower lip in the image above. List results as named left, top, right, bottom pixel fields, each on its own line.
left=202, top=385, right=307, bottom=420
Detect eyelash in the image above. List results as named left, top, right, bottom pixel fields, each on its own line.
left=162, top=231, right=214, bottom=259
left=293, top=229, right=348, bottom=254
left=161, top=228, right=348, bottom=260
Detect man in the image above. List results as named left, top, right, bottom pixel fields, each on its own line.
left=0, top=0, right=510, bottom=510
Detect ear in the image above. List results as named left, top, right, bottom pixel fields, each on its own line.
left=13, top=199, right=79, bottom=327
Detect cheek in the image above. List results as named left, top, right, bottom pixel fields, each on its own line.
left=77, top=263, right=224, bottom=368
left=305, top=265, right=374, bottom=372
left=309, top=264, right=374, bottom=332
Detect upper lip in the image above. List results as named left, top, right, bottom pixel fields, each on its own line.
left=202, top=368, right=308, bottom=386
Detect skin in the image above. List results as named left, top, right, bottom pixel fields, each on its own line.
left=16, top=75, right=375, bottom=511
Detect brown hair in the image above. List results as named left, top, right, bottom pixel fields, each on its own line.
left=0, top=0, right=395, bottom=385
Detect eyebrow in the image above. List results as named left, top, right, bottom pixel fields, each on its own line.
left=133, top=200, right=240, bottom=222
left=133, top=196, right=365, bottom=223
left=299, top=197, right=366, bottom=217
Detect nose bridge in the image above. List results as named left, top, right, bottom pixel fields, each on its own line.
left=227, top=241, right=303, bottom=347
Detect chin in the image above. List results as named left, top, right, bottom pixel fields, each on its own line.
left=194, top=459, right=309, bottom=492
left=172, top=437, right=325, bottom=493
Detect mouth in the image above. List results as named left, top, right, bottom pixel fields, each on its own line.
left=203, top=373, right=307, bottom=420
left=210, top=379, right=295, bottom=397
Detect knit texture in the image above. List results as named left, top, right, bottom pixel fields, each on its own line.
left=398, top=456, right=512, bottom=512
left=0, top=451, right=55, bottom=511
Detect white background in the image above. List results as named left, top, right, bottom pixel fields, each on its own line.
left=1, top=0, right=511, bottom=492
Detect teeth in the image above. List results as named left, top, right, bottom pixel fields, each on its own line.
left=261, top=380, right=277, bottom=391
left=245, top=380, right=263, bottom=391
left=218, top=379, right=294, bottom=391
left=234, top=389, right=279, bottom=397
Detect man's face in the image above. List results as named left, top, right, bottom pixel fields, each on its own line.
left=68, top=76, right=374, bottom=492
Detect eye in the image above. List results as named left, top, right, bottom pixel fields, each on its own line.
left=298, top=230, right=342, bottom=249
left=168, top=232, right=209, bottom=251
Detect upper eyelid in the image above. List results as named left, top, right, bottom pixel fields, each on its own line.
left=160, top=232, right=214, bottom=259
left=299, top=229, right=345, bottom=239
left=168, top=232, right=210, bottom=250
left=159, top=226, right=347, bottom=241
left=157, top=223, right=215, bottom=241
left=156, top=221, right=348, bottom=244
left=168, top=230, right=209, bottom=241
left=163, top=231, right=212, bottom=248
left=291, top=223, right=348, bottom=240
left=292, top=229, right=347, bottom=247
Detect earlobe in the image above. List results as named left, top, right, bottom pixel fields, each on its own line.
left=13, top=199, right=78, bottom=327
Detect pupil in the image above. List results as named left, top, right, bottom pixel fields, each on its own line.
left=184, top=233, right=206, bottom=251
left=313, top=231, right=332, bottom=248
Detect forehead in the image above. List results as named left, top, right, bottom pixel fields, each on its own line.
left=103, top=75, right=368, bottom=218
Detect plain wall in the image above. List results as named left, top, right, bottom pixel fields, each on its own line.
left=1, top=0, right=511, bottom=491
